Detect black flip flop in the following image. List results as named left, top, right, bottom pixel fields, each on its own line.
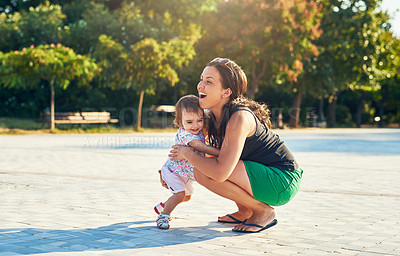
left=232, top=219, right=278, bottom=233
left=218, top=214, right=244, bottom=224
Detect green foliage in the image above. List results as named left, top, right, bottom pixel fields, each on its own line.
left=313, top=0, right=396, bottom=94
left=65, top=2, right=117, bottom=54
left=62, top=1, right=93, bottom=24
left=0, top=12, right=21, bottom=52
left=0, top=1, right=67, bottom=51
left=0, top=0, right=45, bottom=14
left=94, top=34, right=195, bottom=94
left=66, top=2, right=154, bottom=54
left=335, top=104, right=354, bottom=127
left=1, top=0, right=399, bottom=128
left=276, top=0, right=323, bottom=86
left=197, top=0, right=322, bottom=98
left=18, top=1, right=66, bottom=46
left=134, top=0, right=210, bottom=42
left=0, top=43, right=98, bottom=89
left=93, top=34, right=128, bottom=89
left=129, top=37, right=195, bottom=92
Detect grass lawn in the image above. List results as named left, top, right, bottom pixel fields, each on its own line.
left=0, top=117, right=177, bottom=135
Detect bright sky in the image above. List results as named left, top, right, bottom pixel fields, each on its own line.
left=380, top=0, right=400, bottom=36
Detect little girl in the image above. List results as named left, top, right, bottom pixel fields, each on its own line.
left=155, top=95, right=219, bottom=229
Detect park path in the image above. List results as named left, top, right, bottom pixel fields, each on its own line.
left=0, top=128, right=399, bottom=255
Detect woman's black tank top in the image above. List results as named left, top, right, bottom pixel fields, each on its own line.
left=229, top=107, right=298, bottom=171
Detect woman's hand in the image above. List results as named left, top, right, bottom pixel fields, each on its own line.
left=169, top=145, right=193, bottom=161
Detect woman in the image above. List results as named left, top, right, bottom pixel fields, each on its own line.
left=169, top=57, right=303, bottom=233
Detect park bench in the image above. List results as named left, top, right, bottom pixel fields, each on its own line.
left=40, top=112, right=118, bottom=124
left=151, top=105, right=176, bottom=113
left=144, top=105, right=175, bottom=128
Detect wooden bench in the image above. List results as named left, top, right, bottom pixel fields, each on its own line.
left=151, top=105, right=176, bottom=113
left=41, top=112, right=118, bottom=124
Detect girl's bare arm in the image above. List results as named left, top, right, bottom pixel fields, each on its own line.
left=170, top=111, right=255, bottom=182
left=188, top=140, right=220, bottom=156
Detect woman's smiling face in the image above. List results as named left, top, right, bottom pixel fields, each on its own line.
left=197, top=66, right=228, bottom=111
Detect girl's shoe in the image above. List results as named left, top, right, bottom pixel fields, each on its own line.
left=157, top=214, right=170, bottom=229
left=154, top=202, right=165, bottom=214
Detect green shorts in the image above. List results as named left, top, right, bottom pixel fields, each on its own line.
left=243, top=161, right=303, bottom=206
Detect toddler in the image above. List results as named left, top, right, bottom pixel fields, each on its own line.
left=155, top=95, right=219, bottom=229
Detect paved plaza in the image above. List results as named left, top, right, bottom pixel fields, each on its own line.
left=0, top=128, right=399, bottom=256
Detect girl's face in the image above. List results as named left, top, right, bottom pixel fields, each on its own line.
left=197, top=66, right=230, bottom=111
left=181, top=109, right=204, bottom=135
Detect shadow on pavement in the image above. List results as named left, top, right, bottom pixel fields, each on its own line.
left=0, top=220, right=240, bottom=254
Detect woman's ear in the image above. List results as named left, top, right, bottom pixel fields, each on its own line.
left=222, top=88, right=232, bottom=98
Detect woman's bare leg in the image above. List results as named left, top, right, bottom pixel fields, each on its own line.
left=216, top=161, right=253, bottom=222
left=194, top=160, right=275, bottom=232
left=217, top=202, right=252, bottom=223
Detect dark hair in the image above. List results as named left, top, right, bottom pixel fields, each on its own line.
left=173, top=95, right=203, bottom=127
left=206, top=58, right=272, bottom=149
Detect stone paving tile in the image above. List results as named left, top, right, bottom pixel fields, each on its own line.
left=0, top=129, right=400, bottom=255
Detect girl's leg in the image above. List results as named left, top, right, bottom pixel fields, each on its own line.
left=159, top=168, right=192, bottom=215
left=194, top=160, right=275, bottom=232
left=162, top=191, right=186, bottom=215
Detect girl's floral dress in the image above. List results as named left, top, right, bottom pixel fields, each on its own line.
left=162, top=127, right=205, bottom=181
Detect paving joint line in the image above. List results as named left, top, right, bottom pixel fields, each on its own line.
left=301, top=189, right=400, bottom=198
left=0, top=171, right=150, bottom=182
left=342, top=247, right=399, bottom=255
left=303, top=164, right=400, bottom=173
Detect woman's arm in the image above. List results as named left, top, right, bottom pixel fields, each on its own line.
left=188, top=140, right=220, bottom=156
left=170, top=111, right=255, bottom=182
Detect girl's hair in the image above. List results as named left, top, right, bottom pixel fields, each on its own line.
left=173, top=95, right=203, bottom=127
left=206, top=58, right=272, bottom=149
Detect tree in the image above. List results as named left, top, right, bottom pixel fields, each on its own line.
left=314, top=0, right=397, bottom=127
left=374, top=33, right=400, bottom=127
left=131, top=38, right=195, bottom=129
left=278, top=0, right=323, bottom=128
left=0, top=1, right=67, bottom=52
left=197, top=0, right=322, bottom=127
left=0, top=11, right=21, bottom=52
left=350, top=7, right=397, bottom=127
left=0, top=0, right=45, bottom=14
left=94, top=35, right=195, bottom=129
left=93, top=34, right=128, bottom=89
left=0, top=44, right=98, bottom=131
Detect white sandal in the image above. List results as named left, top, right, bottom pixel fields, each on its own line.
left=157, top=214, right=171, bottom=229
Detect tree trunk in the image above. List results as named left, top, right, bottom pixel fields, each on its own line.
left=328, top=91, right=339, bottom=128
left=356, top=92, right=364, bottom=128
left=289, top=90, right=303, bottom=128
left=379, top=85, right=388, bottom=128
left=50, top=81, right=55, bottom=132
left=246, top=79, right=259, bottom=99
left=246, top=58, right=269, bottom=99
left=316, top=96, right=326, bottom=127
left=174, top=83, right=178, bottom=104
left=137, top=90, right=145, bottom=130
left=379, top=99, right=384, bottom=128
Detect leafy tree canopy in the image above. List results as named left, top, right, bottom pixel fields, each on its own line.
left=0, top=43, right=98, bottom=89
